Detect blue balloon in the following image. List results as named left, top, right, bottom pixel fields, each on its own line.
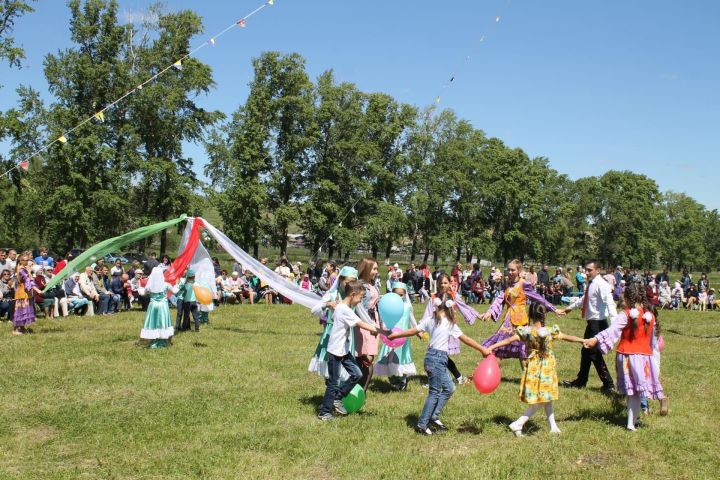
left=378, top=293, right=405, bottom=329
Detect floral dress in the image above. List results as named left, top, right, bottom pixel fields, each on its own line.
left=516, top=325, right=561, bottom=404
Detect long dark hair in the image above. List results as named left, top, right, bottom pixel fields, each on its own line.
left=436, top=273, right=451, bottom=294
left=434, top=293, right=456, bottom=325
left=529, top=303, right=548, bottom=355
left=623, top=283, right=653, bottom=335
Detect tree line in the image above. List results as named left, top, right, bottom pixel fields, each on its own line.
left=1, top=1, right=718, bottom=271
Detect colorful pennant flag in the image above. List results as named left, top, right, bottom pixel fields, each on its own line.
left=267, top=0, right=274, bottom=5
left=94, top=111, right=105, bottom=123
left=19, top=160, right=29, bottom=171
left=210, top=37, right=216, bottom=45
left=173, top=60, right=183, bottom=70
left=58, top=135, right=67, bottom=144
left=237, top=19, right=246, bottom=27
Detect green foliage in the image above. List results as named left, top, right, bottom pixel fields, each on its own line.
left=0, top=0, right=34, bottom=71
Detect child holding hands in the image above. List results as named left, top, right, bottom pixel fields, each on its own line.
left=388, top=293, right=490, bottom=435
left=487, top=303, right=585, bottom=436
left=317, top=280, right=382, bottom=421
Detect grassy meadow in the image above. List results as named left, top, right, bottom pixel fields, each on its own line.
left=1, top=302, right=719, bottom=479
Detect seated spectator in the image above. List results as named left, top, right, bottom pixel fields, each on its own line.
left=97, top=266, right=118, bottom=314
left=216, top=270, right=235, bottom=303
left=646, top=281, right=659, bottom=307
left=300, top=273, right=312, bottom=291
left=110, top=259, right=124, bottom=277
left=461, top=277, right=474, bottom=304
left=708, top=288, right=717, bottom=311
left=244, top=271, right=261, bottom=303
left=129, top=270, right=150, bottom=311
left=658, top=281, right=672, bottom=309
left=120, top=273, right=132, bottom=310
left=34, top=247, right=54, bottom=269
left=671, top=281, right=684, bottom=310
left=0, top=269, right=15, bottom=320
left=110, top=271, right=124, bottom=312
left=53, top=252, right=73, bottom=275
left=63, top=272, right=91, bottom=315
left=471, top=277, right=486, bottom=304
left=685, top=284, right=699, bottom=310
left=79, top=265, right=100, bottom=316
left=698, top=287, right=708, bottom=311
left=33, top=266, right=56, bottom=318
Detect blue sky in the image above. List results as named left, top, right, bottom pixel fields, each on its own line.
left=2, top=0, right=718, bottom=209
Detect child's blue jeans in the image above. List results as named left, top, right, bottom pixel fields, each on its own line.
left=319, top=353, right=362, bottom=416
left=418, top=348, right=456, bottom=429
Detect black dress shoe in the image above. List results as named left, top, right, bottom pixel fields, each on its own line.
left=562, top=380, right=585, bottom=389
left=600, top=384, right=616, bottom=395
left=414, top=425, right=433, bottom=436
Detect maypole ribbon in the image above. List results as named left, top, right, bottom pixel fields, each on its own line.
left=2, top=0, right=277, bottom=179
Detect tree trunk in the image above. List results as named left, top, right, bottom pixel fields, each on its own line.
left=423, top=249, right=430, bottom=263
left=160, top=229, right=167, bottom=257
left=410, top=232, right=418, bottom=262
left=385, top=242, right=392, bottom=262
left=253, top=241, right=259, bottom=258
left=337, top=247, right=342, bottom=260
left=432, top=251, right=437, bottom=264
left=371, top=244, right=378, bottom=259
left=455, top=244, right=462, bottom=262
left=328, top=242, right=335, bottom=261
left=344, top=250, right=351, bottom=262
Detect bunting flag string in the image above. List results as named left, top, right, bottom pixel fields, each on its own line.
left=424, top=4, right=508, bottom=119
left=2, top=0, right=277, bottom=179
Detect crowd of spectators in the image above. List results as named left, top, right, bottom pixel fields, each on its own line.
left=2, top=245, right=717, bottom=324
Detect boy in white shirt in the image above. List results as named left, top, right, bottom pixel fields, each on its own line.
left=318, top=280, right=382, bottom=421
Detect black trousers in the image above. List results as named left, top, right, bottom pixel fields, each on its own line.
left=176, top=300, right=199, bottom=331
left=575, top=320, right=614, bottom=387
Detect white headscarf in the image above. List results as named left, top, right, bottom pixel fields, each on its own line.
left=146, top=266, right=166, bottom=294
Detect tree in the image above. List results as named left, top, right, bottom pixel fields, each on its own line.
left=593, top=170, right=661, bottom=268
left=126, top=6, right=222, bottom=254
left=0, top=0, right=34, bottom=71
left=300, top=70, right=366, bottom=260
left=257, top=52, right=316, bottom=257
left=361, top=92, right=416, bottom=260
left=659, top=192, right=707, bottom=270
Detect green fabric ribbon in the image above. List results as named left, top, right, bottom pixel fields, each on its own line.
left=43, top=215, right=187, bottom=292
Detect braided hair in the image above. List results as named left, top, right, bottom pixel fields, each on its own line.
left=623, top=282, right=653, bottom=336
left=529, top=303, right=548, bottom=355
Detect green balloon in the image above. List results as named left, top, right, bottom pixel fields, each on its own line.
left=342, top=384, right=366, bottom=414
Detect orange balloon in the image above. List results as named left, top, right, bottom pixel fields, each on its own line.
left=193, top=284, right=213, bottom=305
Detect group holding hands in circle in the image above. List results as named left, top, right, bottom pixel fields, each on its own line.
left=310, top=257, right=667, bottom=436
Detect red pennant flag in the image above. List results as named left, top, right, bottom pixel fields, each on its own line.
left=237, top=19, right=246, bottom=27
left=19, top=160, right=29, bottom=171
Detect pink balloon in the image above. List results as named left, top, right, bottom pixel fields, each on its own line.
left=380, top=327, right=406, bottom=348
left=657, top=335, right=665, bottom=352
left=473, top=354, right=501, bottom=394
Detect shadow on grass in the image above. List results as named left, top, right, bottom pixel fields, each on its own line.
left=299, top=395, right=324, bottom=408
left=212, top=326, right=317, bottom=338
left=191, top=342, right=208, bottom=348
left=500, top=377, right=521, bottom=385
left=404, top=413, right=419, bottom=429
left=563, top=398, right=627, bottom=427
left=664, top=328, right=720, bottom=339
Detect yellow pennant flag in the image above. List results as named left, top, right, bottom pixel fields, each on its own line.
left=94, top=111, right=105, bottom=122
left=58, top=135, right=68, bottom=144
left=267, top=0, right=274, bottom=5
left=173, top=60, right=183, bottom=70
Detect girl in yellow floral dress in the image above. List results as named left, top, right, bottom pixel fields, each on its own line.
left=487, top=303, right=584, bottom=436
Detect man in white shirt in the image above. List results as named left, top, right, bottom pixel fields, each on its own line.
left=558, top=260, right=616, bottom=392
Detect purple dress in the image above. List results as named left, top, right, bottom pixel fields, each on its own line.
left=13, top=268, right=36, bottom=327
left=595, top=311, right=665, bottom=399
left=482, top=279, right=556, bottom=359
left=421, top=293, right=479, bottom=355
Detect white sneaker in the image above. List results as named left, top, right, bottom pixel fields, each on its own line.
left=509, top=422, right=524, bottom=437
left=333, top=400, right=347, bottom=416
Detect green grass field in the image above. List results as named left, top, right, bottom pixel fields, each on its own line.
left=1, top=303, right=718, bottom=480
